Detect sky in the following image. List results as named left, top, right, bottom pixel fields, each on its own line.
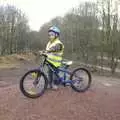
left=0, top=0, right=96, bottom=31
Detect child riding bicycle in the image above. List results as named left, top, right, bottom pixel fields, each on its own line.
left=41, top=26, right=64, bottom=90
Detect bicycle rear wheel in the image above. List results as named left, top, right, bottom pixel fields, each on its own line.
left=20, top=69, right=48, bottom=98
left=70, top=67, right=92, bottom=92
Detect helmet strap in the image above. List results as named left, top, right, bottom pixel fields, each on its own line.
left=55, top=33, right=59, bottom=38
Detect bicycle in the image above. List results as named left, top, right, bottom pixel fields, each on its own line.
left=19, top=51, right=92, bottom=98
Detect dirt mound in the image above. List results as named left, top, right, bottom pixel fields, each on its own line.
left=0, top=52, right=36, bottom=69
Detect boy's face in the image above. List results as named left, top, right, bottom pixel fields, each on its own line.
left=48, top=31, right=56, bottom=40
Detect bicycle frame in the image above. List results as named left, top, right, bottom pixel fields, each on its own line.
left=20, top=53, right=92, bottom=98
left=38, top=55, right=73, bottom=85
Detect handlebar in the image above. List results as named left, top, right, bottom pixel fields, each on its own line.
left=38, top=50, right=48, bottom=56
left=33, top=50, right=48, bottom=57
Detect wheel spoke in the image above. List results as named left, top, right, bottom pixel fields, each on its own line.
left=20, top=70, right=48, bottom=98
left=70, top=68, right=92, bottom=92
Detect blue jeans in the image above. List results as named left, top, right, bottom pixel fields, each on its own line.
left=48, top=65, right=59, bottom=87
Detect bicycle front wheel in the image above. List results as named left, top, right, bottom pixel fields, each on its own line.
left=70, top=67, right=92, bottom=92
left=20, top=69, right=48, bottom=98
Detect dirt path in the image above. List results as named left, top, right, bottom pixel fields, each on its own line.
left=0, top=62, right=120, bottom=120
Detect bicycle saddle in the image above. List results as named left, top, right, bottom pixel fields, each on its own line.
left=62, top=59, right=73, bottom=66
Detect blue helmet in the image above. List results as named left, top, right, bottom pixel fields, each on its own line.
left=48, top=26, right=60, bottom=35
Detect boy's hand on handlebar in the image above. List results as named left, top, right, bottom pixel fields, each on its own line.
left=38, top=50, right=43, bottom=55
left=38, top=50, right=48, bottom=55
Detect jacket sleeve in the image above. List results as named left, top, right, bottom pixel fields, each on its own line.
left=47, top=43, right=63, bottom=53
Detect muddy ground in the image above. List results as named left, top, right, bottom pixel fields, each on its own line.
left=0, top=61, right=120, bottom=120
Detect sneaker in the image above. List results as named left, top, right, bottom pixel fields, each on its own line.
left=47, top=84, right=52, bottom=89
left=51, top=84, right=58, bottom=90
